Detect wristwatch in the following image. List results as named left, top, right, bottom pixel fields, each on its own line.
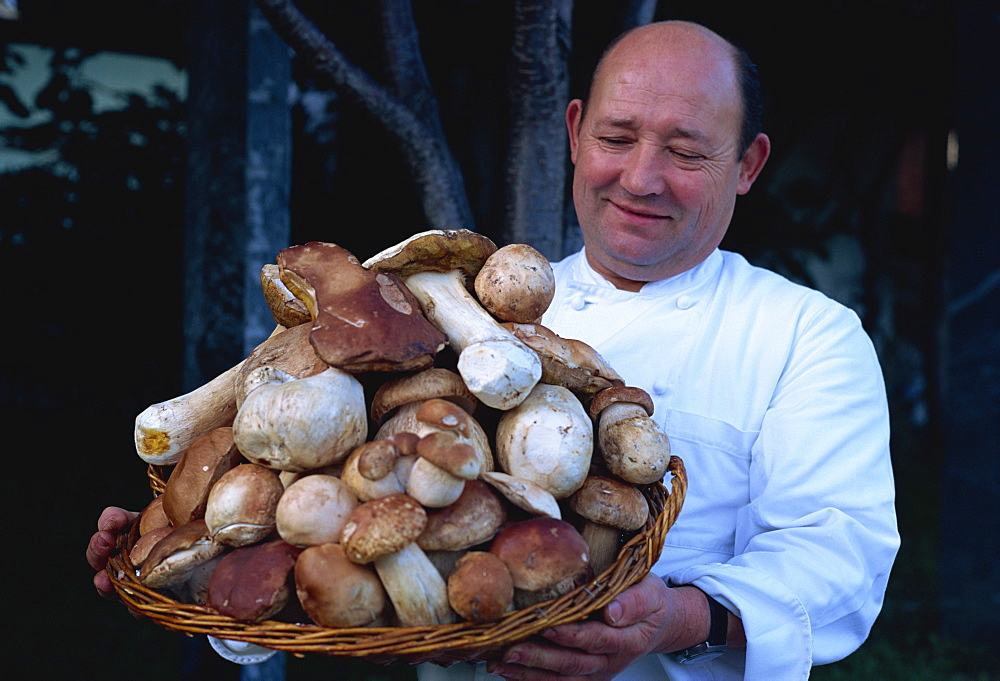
left=673, top=591, right=728, bottom=664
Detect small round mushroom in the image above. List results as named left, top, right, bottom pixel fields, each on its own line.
left=204, top=463, right=285, bottom=547
left=369, top=367, right=477, bottom=427
left=473, top=243, right=555, bottom=324
left=340, top=439, right=414, bottom=502
left=137, top=495, right=171, bottom=536
left=294, top=543, right=389, bottom=628
left=275, top=474, right=359, bottom=548
left=589, top=386, right=671, bottom=485
left=567, top=475, right=649, bottom=575
left=447, top=551, right=514, bottom=623
left=488, top=517, right=593, bottom=609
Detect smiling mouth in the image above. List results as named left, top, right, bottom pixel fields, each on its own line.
left=609, top=200, right=668, bottom=220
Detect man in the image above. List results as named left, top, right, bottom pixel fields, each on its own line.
left=421, top=19, right=898, bottom=681
left=88, top=19, right=898, bottom=681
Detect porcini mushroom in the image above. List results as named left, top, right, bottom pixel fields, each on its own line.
left=502, top=322, right=625, bottom=401
left=417, top=479, right=507, bottom=552
left=447, top=551, right=514, bottom=623
left=294, top=543, right=389, bottom=627
left=567, top=475, right=649, bottom=575
left=479, top=470, right=561, bottom=519
left=205, top=539, right=302, bottom=622
left=277, top=241, right=447, bottom=373
left=275, top=474, right=358, bottom=548
left=489, top=517, right=593, bottom=609
left=204, top=463, right=285, bottom=547
left=340, top=494, right=455, bottom=626
left=589, top=386, right=671, bottom=485
left=161, top=426, right=244, bottom=527
left=233, top=366, right=368, bottom=472
left=474, top=243, right=556, bottom=323
left=494, top=383, right=593, bottom=499
left=234, top=323, right=329, bottom=409
left=363, top=229, right=542, bottom=410
left=340, top=438, right=415, bottom=502
left=260, top=262, right=311, bottom=328
left=138, top=519, right=226, bottom=590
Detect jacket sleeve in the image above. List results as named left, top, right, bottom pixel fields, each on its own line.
left=666, top=302, right=900, bottom=678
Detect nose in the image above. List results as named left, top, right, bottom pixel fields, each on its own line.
left=619, top=143, right=666, bottom=196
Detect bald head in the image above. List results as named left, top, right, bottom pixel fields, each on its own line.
left=585, top=21, right=762, bottom=158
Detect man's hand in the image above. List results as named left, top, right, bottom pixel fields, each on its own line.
left=485, top=575, right=706, bottom=680
left=86, top=506, right=138, bottom=598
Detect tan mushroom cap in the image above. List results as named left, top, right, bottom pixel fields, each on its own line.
left=260, top=262, right=311, bottom=328
left=418, top=480, right=507, bottom=551
left=204, top=463, right=285, bottom=547
left=277, top=241, right=447, bottom=373
left=235, top=323, right=329, bottom=408
left=474, top=243, right=556, bottom=323
left=138, top=494, right=171, bottom=536
left=417, top=431, right=481, bottom=480
left=503, top=322, right=625, bottom=397
left=340, top=493, right=428, bottom=564
left=588, top=385, right=655, bottom=419
left=489, top=517, right=592, bottom=593
left=568, top=475, right=650, bottom=531
left=447, top=551, right=514, bottom=623
left=129, top=525, right=173, bottom=566
left=275, top=474, right=359, bottom=548
left=138, top=519, right=226, bottom=589
left=362, top=229, right=498, bottom=285
left=369, top=368, right=477, bottom=425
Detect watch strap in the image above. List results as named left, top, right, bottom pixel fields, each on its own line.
left=672, top=590, right=728, bottom=664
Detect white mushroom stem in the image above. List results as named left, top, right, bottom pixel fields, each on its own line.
left=407, top=457, right=466, bottom=508
left=134, top=359, right=245, bottom=465
left=402, top=269, right=542, bottom=410
left=373, top=543, right=456, bottom=626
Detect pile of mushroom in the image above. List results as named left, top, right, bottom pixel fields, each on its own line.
left=128, top=230, right=673, bottom=628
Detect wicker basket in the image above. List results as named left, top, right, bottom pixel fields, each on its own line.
left=107, top=455, right=686, bottom=664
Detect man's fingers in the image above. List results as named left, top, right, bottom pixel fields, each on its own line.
left=86, top=530, right=116, bottom=571
left=601, top=573, right=669, bottom=627
left=98, top=507, right=138, bottom=532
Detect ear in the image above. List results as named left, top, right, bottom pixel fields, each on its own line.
left=566, top=99, right=584, bottom=164
left=736, top=133, right=770, bottom=195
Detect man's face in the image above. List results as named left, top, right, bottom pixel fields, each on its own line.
left=567, top=24, right=767, bottom=289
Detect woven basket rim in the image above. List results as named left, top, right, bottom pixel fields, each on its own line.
left=108, top=455, right=687, bottom=664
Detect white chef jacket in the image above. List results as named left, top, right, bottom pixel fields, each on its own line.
left=419, top=247, right=899, bottom=681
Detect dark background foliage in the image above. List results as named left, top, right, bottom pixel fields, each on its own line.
left=1, top=1, right=997, bottom=679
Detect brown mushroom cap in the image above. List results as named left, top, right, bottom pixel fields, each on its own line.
left=588, top=385, right=655, bottom=419
left=418, top=479, right=507, bottom=551
left=129, top=525, right=173, bottom=566
left=161, top=426, right=244, bottom=526
left=474, top=243, right=556, bottom=323
left=277, top=241, right=447, bottom=372
left=138, top=494, right=171, bottom=536
left=369, top=368, right=477, bottom=425
left=138, top=519, right=226, bottom=589
left=568, top=475, right=650, bottom=531
left=294, top=543, right=388, bottom=628
left=488, top=517, right=592, bottom=592
left=447, top=551, right=514, bottom=623
left=340, top=493, right=428, bottom=564
left=205, top=539, right=302, bottom=622
left=416, top=431, right=481, bottom=480
left=362, top=229, right=498, bottom=285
